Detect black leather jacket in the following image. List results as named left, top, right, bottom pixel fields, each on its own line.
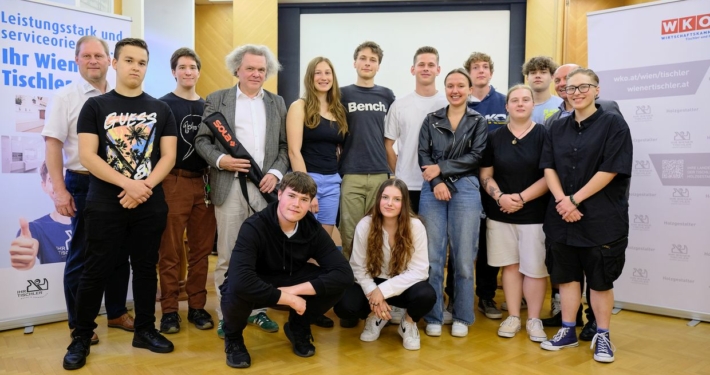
left=418, top=106, right=488, bottom=191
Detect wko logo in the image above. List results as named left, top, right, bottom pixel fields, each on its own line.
left=661, top=13, right=710, bottom=35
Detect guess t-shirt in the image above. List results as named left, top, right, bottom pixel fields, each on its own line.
left=77, top=90, right=177, bottom=202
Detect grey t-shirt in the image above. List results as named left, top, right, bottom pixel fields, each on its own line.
left=339, top=84, right=396, bottom=175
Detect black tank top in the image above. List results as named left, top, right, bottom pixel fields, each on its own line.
left=301, top=116, right=345, bottom=174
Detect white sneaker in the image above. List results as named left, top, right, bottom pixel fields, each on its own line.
left=526, top=318, right=547, bottom=342
left=451, top=321, right=468, bottom=337
left=398, top=320, right=420, bottom=350
left=360, top=315, right=388, bottom=342
left=443, top=310, right=453, bottom=325
left=425, top=323, right=442, bottom=337
left=497, top=316, right=521, bottom=338
left=390, top=306, right=405, bottom=324
left=551, top=293, right=561, bottom=316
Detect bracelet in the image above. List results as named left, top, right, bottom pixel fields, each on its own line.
left=496, top=192, right=504, bottom=206
left=569, top=194, right=580, bottom=207
left=517, top=193, right=526, bottom=205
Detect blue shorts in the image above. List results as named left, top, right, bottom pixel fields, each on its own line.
left=309, top=172, right=341, bottom=225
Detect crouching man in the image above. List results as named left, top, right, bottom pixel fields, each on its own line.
left=220, top=171, right=353, bottom=368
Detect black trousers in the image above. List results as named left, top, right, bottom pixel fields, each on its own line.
left=410, top=190, right=421, bottom=215
left=73, top=196, right=168, bottom=338
left=221, top=263, right=347, bottom=340
left=334, top=279, right=436, bottom=322
left=446, top=218, right=498, bottom=301
left=63, top=171, right=130, bottom=329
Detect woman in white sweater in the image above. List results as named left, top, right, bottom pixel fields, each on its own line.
left=334, top=179, right=435, bottom=350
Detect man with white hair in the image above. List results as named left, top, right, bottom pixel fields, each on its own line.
left=194, top=44, right=289, bottom=339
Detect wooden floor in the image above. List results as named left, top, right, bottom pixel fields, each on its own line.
left=1, top=255, right=709, bottom=375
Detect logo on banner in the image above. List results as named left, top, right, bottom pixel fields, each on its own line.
left=633, top=105, right=653, bottom=122
left=671, top=131, right=692, bottom=148
left=633, top=160, right=652, bottom=176
left=631, top=268, right=650, bottom=285
left=631, top=214, right=651, bottom=231
left=670, top=188, right=691, bottom=205
left=16, top=278, right=50, bottom=299
left=669, top=244, right=690, bottom=261
left=661, top=13, right=710, bottom=41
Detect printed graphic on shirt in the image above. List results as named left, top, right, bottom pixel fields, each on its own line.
left=485, top=113, right=507, bottom=126
left=346, top=101, right=388, bottom=113
left=103, top=112, right=157, bottom=180
left=16, top=215, right=73, bottom=264
left=543, top=108, right=560, bottom=121
left=179, top=114, right=202, bottom=161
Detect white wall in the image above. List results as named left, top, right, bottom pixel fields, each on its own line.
left=299, top=11, right=511, bottom=98
left=142, top=0, right=195, bottom=97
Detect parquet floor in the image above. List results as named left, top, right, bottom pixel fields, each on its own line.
left=1, top=255, right=708, bottom=375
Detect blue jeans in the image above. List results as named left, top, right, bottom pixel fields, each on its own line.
left=420, top=176, right=482, bottom=325
left=308, top=172, right=342, bottom=226
left=63, top=171, right=129, bottom=329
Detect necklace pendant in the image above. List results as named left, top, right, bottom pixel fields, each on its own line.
left=512, top=138, right=518, bottom=145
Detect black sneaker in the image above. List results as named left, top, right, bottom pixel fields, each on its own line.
left=63, top=336, right=91, bottom=370
left=160, top=312, right=181, bottom=334
left=339, top=317, right=359, bottom=328
left=188, top=308, right=214, bottom=330
left=132, top=328, right=175, bottom=353
left=541, top=305, right=584, bottom=327
left=580, top=319, right=597, bottom=341
left=477, top=299, right=503, bottom=319
left=225, top=336, right=251, bottom=368
left=284, top=322, right=315, bottom=357
left=311, top=314, right=334, bottom=328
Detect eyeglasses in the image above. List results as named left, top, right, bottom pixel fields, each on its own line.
left=564, top=84, right=598, bottom=95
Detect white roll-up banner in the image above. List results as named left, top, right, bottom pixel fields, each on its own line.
left=588, top=0, right=710, bottom=321
left=0, top=0, right=131, bottom=331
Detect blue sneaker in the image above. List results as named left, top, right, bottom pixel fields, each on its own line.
left=591, top=331, right=616, bottom=363
left=540, top=326, right=579, bottom=351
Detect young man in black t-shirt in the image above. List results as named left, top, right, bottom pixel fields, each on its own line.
left=157, top=48, right=216, bottom=335
left=63, top=38, right=178, bottom=370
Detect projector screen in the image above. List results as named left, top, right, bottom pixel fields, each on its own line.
left=297, top=11, right=511, bottom=100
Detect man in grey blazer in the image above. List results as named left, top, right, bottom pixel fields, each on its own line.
left=194, top=44, right=289, bottom=339
left=544, top=63, right=621, bottom=129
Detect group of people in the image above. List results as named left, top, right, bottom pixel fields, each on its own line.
left=30, top=34, right=631, bottom=371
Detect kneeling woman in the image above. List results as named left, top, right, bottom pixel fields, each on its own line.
left=334, top=179, right=435, bottom=350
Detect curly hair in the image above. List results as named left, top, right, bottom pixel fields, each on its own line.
left=365, top=179, right=416, bottom=278
left=302, top=57, right=348, bottom=136
left=522, top=56, right=559, bottom=76
left=463, top=52, right=494, bottom=74
left=225, top=44, right=281, bottom=79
